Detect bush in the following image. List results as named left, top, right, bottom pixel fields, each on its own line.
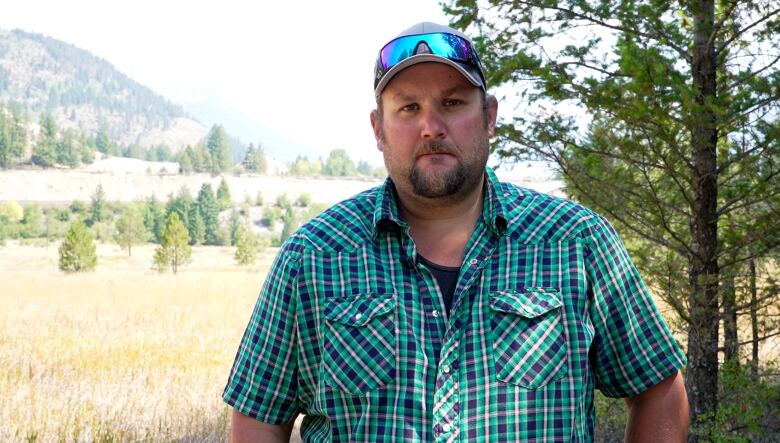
left=58, top=220, right=97, bottom=273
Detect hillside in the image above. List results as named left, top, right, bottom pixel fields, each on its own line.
left=0, top=29, right=206, bottom=150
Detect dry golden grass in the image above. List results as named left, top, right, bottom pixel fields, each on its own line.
left=0, top=240, right=277, bottom=442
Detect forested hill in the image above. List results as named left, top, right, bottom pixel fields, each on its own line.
left=0, top=28, right=206, bottom=149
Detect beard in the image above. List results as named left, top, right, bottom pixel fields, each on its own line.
left=406, top=140, right=488, bottom=199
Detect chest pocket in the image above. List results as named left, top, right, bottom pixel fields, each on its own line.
left=322, top=293, right=397, bottom=395
left=489, top=288, right=568, bottom=389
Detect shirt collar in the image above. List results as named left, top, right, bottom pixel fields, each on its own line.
left=372, top=167, right=509, bottom=238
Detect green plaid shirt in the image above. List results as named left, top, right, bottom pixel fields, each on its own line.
left=223, top=168, right=686, bottom=442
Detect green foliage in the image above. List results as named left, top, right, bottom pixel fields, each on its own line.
left=228, top=209, right=242, bottom=246
left=142, top=196, right=165, bottom=243
left=58, top=220, right=97, bottom=273
left=296, top=193, right=312, bottom=207
left=234, top=225, right=260, bottom=266
left=0, top=102, right=27, bottom=169
left=206, top=125, right=232, bottom=173
left=280, top=206, right=297, bottom=243
left=32, top=112, right=57, bottom=168
left=706, top=360, right=780, bottom=442
left=261, top=207, right=282, bottom=227
left=217, top=178, right=231, bottom=210
left=19, top=204, right=42, bottom=238
left=287, top=155, right=322, bottom=176
left=255, top=191, right=264, bottom=207
left=322, top=149, right=357, bottom=176
left=275, top=193, right=291, bottom=209
left=153, top=212, right=191, bottom=274
left=89, top=184, right=106, bottom=224
left=187, top=205, right=205, bottom=246
left=114, top=207, right=148, bottom=256
left=196, top=183, right=221, bottom=245
left=0, top=200, right=24, bottom=222
left=242, top=142, right=268, bottom=173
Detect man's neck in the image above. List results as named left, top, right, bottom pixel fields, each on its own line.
left=397, top=179, right=485, bottom=268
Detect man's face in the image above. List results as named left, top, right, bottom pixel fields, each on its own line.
left=370, top=62, right=497, bottom=203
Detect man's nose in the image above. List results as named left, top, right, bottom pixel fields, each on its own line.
left=419, top=107, right=446, bottom=140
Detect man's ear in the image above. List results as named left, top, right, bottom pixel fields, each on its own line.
left=370, top=109, right=384, bottom=152
left=486, top=94, right=498, bottom=138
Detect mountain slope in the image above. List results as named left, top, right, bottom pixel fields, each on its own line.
left=0, top=29, right=206, bottom=150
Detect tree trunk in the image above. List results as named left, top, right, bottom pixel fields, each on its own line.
left=685, top=0, right=720, bottom=440
left=723, top=270, right=738, bottom=363
left=750, top=259, right=759, bottom=381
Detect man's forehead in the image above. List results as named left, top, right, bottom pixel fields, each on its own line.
left=381, top=63, right=477, bottom=98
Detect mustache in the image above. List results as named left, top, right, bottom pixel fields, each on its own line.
left=414, top=143, right=457, bottom=157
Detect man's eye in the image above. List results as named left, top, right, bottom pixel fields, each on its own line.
left=444, top=99, right=464, bottom=107
left=400, top=103, right=419, bottom=112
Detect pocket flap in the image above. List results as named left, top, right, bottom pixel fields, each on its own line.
left=489, top=288, right=562, bottom=318
left=324, top=293, right=395, bottom=326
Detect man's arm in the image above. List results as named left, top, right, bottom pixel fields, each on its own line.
left=624, top=371, right=689, bottom=443
left=229, top=409, right=294, bottom=443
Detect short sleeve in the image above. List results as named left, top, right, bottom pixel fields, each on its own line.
left=222, top=245, right=301, bottom=424
left=584, top=216, right=686, bottom=398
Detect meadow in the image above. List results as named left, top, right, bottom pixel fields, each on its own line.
left=0, top=240, right=302, bottom=442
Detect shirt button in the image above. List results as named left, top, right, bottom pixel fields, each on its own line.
left=442, top=423, right=452, bottom=433
left=469, top=258, right=478, bottom=266
left=442, top=364, right=451, bottom=374
left=431, top=310, right=440, bottom=317
left=354, top=313, right=362, bottom=321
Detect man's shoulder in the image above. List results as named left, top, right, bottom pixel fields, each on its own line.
left=284, top=185, right=381, bottom=254
left=497, top=181, right=606, bottom=243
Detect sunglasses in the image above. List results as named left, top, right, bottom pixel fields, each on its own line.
left=376, top=32, right=485, bottom=84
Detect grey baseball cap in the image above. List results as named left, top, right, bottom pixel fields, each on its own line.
left=373, top=22, right=486, bottom=97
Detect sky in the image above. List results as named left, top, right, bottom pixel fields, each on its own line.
left=0, top=0, right=454, bottom=166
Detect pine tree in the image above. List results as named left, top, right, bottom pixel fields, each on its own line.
left=187, top=205, right=206, bottom=245
left=234, top=225, right=259, bottom=266
left=115, top=207, right=148, bottom=256
left=59, top=220, right=97, bottom=273
left=89, top=184, right=106, bottom=224
left=153, top=212, right=191, bottom=274
left=217, top=177, right=232, bottom=210
left=196, top=183, right=220, bottom=245
left=280, top=206, right=297, bottom=243
left=32, top=113, right=57, bottom=168
left=206, top=124, right=232, bottom=172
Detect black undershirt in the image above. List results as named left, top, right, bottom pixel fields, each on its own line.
left=417, top=255, right=460, bottom=314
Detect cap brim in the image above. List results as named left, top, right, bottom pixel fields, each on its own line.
left=374, top=54, right=484, bottom=97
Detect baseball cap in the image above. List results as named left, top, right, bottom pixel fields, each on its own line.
left=373, top=22, right=486, bottom=97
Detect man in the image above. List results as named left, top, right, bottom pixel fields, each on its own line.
left=224, top=22, right=689, bottom=442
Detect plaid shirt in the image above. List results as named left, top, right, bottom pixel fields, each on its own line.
left=223, top=168, right=686, bottom=442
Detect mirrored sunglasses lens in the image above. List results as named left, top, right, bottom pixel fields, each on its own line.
left=379, top=33, right=471, bottom=70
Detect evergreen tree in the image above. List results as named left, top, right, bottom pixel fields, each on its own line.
left=280, top=206, right=297, bottom=243
left=178, top=147, right=194, bottom=174
left=32, top=113, right=57, bottom=168
left=20, top=204, right=42, bottom=238
left=114, top=207, right=148, bottom=256
left=356, top=160, right=373, bottom=176
left=242, top=142, right=268, bottom=173
left=153, top=212, right=191, bottom=274
left=234, top=225, right=259, bottom=265
left=217, top=177, right=232, bottom=210
left=165, top=186, right=193, bottom=230
left=58, top=220, right=97, bottom=273
left=89, top=184, right=106, bottom=224
left=206, top=124, right=232, bottom=172
left=228, top=208, right=242, bottom=246
left=95, top=126, right=112, bottom=154
left=143, top=196, right=165, bottom=244
left=56, top=130, right=80, bottom=168
left=187, top=205, right=206, bottom=245
left=196, top=183, right=220, bottom=245
left=323, top=149, right=357, bottom=176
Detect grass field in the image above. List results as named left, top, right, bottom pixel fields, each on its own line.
left=0, top=240, right=286, bottom=442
